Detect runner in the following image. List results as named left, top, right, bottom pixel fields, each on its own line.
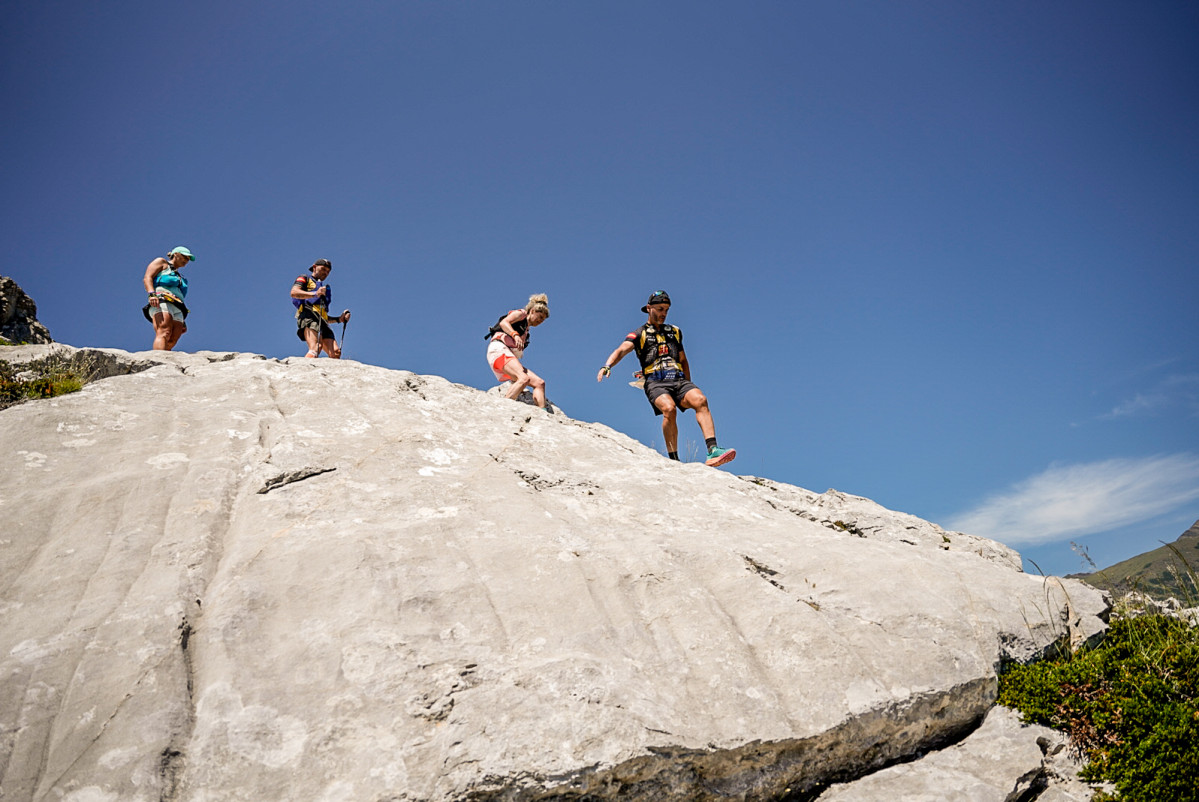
left=142, top=246, right=195, bottom=351
left=597, top=290, right=736, bottom=467
left=291, top=259, right=350, bottom=358
left=485, top=293, right=550, bottom=408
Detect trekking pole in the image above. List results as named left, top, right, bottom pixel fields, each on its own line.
left=339, top=311, right=349, bottom=357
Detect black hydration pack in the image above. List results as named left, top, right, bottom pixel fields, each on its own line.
left=484, top=311, right=530, bottom=345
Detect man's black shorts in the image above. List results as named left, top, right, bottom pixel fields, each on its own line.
left=644, top=377, right=700, bottom=415
left=296, top=307, right=335, bottom=341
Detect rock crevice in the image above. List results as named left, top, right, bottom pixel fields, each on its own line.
left=464, top=677, right=997, bottom=801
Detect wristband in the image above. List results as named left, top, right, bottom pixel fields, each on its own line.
left=600, top=366, right=611, bottom=375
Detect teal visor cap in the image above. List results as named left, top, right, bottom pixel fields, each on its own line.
left=170, top=246, right=195, bottom=261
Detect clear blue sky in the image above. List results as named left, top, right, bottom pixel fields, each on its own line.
left=4, top=1, right=1196, bottom=578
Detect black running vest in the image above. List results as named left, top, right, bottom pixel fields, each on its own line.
left=485, top=312, right=530, bottom=345
left=627, top=323, right=684, bottom=379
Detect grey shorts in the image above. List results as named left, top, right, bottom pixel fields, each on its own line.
left=296, top=308, right=335, bottom=341
left=644, top=377, right=700, bottom=415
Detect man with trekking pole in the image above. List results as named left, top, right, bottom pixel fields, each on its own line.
left=291, top=258, right=351, bottom=358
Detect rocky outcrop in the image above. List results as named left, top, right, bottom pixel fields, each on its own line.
left=815, top=706, right=1096, bottom=801
left=0, top=346, right=1108, bottom=801
left=1111, top=591, right=1199, bottom=626
left=0, top=277, right=52, bottom=345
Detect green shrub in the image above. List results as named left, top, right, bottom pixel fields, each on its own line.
left=0, top=349, right=102, bottom=409
left=999, top=614, right=1199, bottom=801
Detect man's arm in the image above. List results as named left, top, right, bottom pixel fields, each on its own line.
left=597, top=341, right=635, bottom=382
left=678, top=347, right=691, bottom=381
left=290, top=279, right=326, bottom=301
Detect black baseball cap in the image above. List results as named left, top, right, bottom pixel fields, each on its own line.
left=641, top=290, right=671, bottom=312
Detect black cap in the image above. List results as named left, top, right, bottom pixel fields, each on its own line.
left=641, top=290, right=671, bottom=312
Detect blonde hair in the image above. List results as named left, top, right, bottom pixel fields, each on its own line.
left=524, top=293, right=549, bottom=318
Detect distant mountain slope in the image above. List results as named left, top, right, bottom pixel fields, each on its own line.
left=1072, top=520, right=1199, bottom=602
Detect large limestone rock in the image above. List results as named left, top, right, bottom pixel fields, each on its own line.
left=0, top=277, right=52, bottom=345
left=0, top=346, right=1107, bottom=801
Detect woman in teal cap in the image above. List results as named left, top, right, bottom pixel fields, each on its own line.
left=142, top=246, right=195, bottom=350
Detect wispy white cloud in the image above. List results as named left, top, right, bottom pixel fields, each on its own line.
left=949, top=453, right=1199, bottom=545
left=1099, top=373, right=1199, bottom=420
left=1101, top=392, right=1162, bottom=419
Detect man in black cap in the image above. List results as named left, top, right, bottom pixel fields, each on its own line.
left=597, top=290, right=736, bottom=467
left=291, top=259, right=350, bottom=358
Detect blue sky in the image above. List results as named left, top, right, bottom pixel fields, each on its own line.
left=3, top=1, right=1196, bottom=578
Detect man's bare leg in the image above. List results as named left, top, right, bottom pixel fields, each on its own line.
left=682, top=388, right=716, bottom=440
left=654, top=395, right=679, bottom=454
left=304, top=327, right=321, bottom=357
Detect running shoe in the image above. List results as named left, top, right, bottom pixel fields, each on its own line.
left=705, top=446, right=737, bottom=468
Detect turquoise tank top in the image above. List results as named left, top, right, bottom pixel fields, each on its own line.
left=154, top=267, right=188, bottom=299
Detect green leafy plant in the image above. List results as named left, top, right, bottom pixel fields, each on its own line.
left=999, top=614, right=1199, bottom=801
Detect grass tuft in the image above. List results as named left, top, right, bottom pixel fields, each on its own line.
left=0, top=348, right=109, bottom=410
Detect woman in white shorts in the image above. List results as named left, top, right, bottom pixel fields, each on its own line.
left=484, top=293, right=550, bottom=408
left=142, top=246, right=195, bottom=351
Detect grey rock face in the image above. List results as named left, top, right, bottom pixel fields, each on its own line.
left=0, top=346, right=1106, bottom=801
left=737, top=479, right=1024, bottom=570
left=0, top=277, right=52, bottom=345
left=485, top=380, right=563, bottom=415
left=815, top=706, right=1096, bottom=802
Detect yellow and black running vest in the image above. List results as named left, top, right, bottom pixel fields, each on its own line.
left=293, top=276, right=330, bottom=321
left=628, top=323, right=685, bottom=381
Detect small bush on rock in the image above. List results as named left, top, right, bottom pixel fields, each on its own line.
left=0, top=350, right=105, bottom=409
left=999, top=614, right=1199, bottom=802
